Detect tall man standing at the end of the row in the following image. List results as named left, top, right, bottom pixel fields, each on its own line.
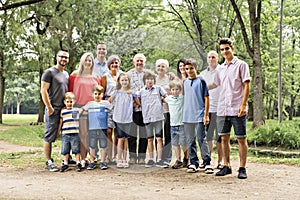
left=209, top=38, right=250, bottom=179
left=41, top=49, right=70, bottom=172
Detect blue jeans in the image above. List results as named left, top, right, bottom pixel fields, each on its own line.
left=184, top=122, right=211, bottom=168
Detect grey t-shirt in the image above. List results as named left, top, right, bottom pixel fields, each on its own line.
left=41, top=66, right=69, bottom=109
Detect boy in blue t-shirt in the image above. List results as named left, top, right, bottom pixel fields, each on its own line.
left=82, top=85, right=112, bottom=170
left=182, top=58, right=214, bottom=174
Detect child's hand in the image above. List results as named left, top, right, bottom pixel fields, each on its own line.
left=203, top=115, right=210, bottom=125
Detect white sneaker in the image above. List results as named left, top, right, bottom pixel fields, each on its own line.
left=187, top=164, right=199, bottom=173
left=204, top=165, right=214, bottom=174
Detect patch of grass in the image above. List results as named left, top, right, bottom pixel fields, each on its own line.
left=1, top=114, right=38, bottom=125
left=0, top=150, right=62, bottom=169
left=0, top=125, right=46, bottom=147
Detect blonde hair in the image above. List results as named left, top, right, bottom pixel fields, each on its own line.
left=64, top=92, right=75, bottom=100
left=116, top=73, right=131, bottom=91
left=78, top=52, right=95, bottom=75
left=169, top=80, right=182, bottom=91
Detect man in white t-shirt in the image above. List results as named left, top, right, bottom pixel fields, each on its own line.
left=200, top=50, right=223, bottom=169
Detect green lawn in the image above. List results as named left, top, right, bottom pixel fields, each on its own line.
left=1, top=114, right=39, bottom=125
left=0, top=114, right=299, bottom=168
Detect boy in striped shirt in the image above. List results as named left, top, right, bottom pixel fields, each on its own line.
left=58, top=92, right=82, bottom=172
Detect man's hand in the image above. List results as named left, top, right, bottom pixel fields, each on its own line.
left=238, top=104, right=247, bottom=117
left=47, top=106, right=54, bottom=116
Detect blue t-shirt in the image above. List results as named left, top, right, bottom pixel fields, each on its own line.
left=182, top=77, right=209, bottom=123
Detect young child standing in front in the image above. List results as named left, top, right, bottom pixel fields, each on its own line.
left=137, top=71, right=168, bottom=168
left=183, top=58, right=214, bottom=174
left=82, top=85, right=112, bottom=170
left=164, top=81, right=189, bottom=169
left=108, top=73, right=139, bottom=168
left=58, top=92, right=82, bottom=172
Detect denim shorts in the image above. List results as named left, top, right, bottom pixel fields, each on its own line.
left=217, top=116, right=247, bottom=138
left=61, top=134, right=80, bottom=155
left=145, top=121, right=163, bottom=138
left=44, top=108, right=61, bottom=143
left=171, top=125, right=186, bottom=146
left=116, top=123, right=131, bottom=139
left=89, top=129, right=107, bottom=149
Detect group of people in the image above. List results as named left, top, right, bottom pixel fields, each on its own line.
left=41, top=38, right=250, bottom=179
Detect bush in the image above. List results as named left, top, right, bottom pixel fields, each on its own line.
left=247, top=119, right=300, bottom=149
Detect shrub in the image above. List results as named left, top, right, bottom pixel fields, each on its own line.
left=247, top=120, right=300, bottom=149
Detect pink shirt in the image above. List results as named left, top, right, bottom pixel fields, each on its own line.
left=214, top=57, right=250, bottom=116
left=68, top=75, right=101, bottom=106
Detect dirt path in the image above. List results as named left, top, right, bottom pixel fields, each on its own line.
left=0, top=126, right=300, bottom=199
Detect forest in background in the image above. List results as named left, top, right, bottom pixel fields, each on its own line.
left=0, top=0, right=299, bottom=128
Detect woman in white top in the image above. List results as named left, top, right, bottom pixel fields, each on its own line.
left=101, top=55, right=121, bottom=163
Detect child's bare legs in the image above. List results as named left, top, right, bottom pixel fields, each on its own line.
left=75, top=154, right=80, bottom=162
left=123, top=139, right=128, bottom=161
left=89, top=148, right=96, bottom=163
left=148, top=138, right=154, bottom=159
left=63, top=154, right=70, bottom=164
left=100, top=148, right=107, bottom=163
left=113, top=129, right=118, bottom=160
left=117, top=138, right=125, bottom=160
left=156, top=137, right=163, bottom=160
left=174, top=145, right=181, bottom=161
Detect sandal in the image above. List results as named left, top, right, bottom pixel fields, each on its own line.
left=116, top=160, right=124, bottom=168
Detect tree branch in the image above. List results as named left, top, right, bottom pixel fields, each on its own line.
left=0, top=0, right=44, bottom=11
left=229, top=0, right=253, bottom=58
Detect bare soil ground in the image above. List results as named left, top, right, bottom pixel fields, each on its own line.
left=0, top=130, right=300, bottom=199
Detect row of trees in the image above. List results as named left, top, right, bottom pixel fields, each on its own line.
left=0, top=0, right=299, bottom=128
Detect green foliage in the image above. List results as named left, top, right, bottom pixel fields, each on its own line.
left=0, top=125, right=45, bottom=147
left=247, top=119, right=300, bottom=149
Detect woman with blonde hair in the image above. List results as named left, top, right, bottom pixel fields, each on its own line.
left=68, top=52, right=101, bottom=168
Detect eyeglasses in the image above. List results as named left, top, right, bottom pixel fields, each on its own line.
left=58, top=55, right=69, bottom=59
left=208, top=56, right=216, bottom=59
left=220, top=47, right=231, bottom=52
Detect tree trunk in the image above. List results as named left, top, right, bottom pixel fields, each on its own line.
left=289, top=95, right=295, bottom=120
left=230, top=0, right=265, bottom=128
left=37, top=55, right=45, bottom=123
left=0, top=47, right=4, bottom=124
left=252, top=46, right=265, bottom=127
left=247, top=101, right=253, bottom=121
left=16, top=101, right=21, bottom=114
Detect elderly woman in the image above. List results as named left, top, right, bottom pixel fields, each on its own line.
left=155, top=59, right=175, bottom=165
left=68, top=52, right=101, bottom=168
left=101, top=55, right=121, bottom=164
